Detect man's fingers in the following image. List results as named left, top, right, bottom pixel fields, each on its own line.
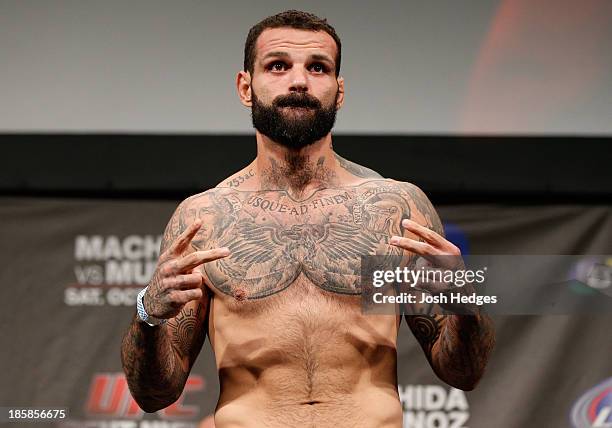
left=389, top=236, right=459, bottom=268
left=175, top=287, right=203, bottom=304
left=401, top=219, right=461, bottom=256
left=401, top=219, right=444, bottom=247
left=175, top=248, right=231, bottom=272
left=168, top=219, right=203, bottom=256
left=172, top=273, right=204, bottom=290
left=390, top=236, right=439, bottom=258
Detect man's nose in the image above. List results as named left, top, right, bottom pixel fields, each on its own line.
left=288, top=67, right=308, bottom=93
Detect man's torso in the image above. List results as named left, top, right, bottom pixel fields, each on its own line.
left=185, top=171, right=418, bottom=427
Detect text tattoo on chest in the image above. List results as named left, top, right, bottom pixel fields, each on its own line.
left=186, top=182, right=414, bottom=299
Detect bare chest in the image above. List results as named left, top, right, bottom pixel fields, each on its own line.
left=196, top=184, right=409, bottom=300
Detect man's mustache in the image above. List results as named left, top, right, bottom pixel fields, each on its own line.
left=273, top=93, right=322, bottom=109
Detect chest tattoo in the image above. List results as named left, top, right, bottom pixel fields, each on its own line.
left=193, top=180, right=412, bottom=299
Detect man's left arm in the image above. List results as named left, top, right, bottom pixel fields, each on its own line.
left=391, top=182, right=495, bottom=391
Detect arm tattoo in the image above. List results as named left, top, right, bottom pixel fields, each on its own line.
left=121, top=199, right=208, bottom=411
left=120, top=316, right=189, bottom=412
left=167, top=302, right=207, bottom=365
left=406, top=311, right=443, bottom=354
left=434, top=315, right=495, bottom=389
left=401, top=183, right=495, bottom=390
left=406, top=303, right=495, bottom=390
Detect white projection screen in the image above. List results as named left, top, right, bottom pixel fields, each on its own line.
left=1, top=0, right=611, bottom=135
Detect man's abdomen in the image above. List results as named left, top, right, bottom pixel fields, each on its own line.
left=209, top=276, right=402, bottom=427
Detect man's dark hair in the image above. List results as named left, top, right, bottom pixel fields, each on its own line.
left=244, top=10, right=342, bottom=77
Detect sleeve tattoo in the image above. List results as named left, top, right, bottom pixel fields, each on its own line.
left=401, top=182, right=495, bottom=390
left=121, top=199, right=209, bottom=412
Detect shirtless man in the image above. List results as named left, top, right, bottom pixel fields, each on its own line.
left=121, top=10, right=495, bottom=427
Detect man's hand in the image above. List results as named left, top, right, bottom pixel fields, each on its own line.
left=144, top=219, right=230, bottom=319
left=389, top=218, right=465, bottom=296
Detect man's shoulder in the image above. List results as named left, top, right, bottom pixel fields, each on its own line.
left=332, top=156, right=431, bottom=202
left=354, top=177, right=425, bottom=196
left=376, top=180, right=443, bottom=235
left=178, top=187, right=234, bottom=209
left=354, top=178, right=439, bottom=219
left=334, top=153, right=384, bottom=180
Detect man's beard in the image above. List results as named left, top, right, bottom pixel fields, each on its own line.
left=251, top=90, right=338, bottom=150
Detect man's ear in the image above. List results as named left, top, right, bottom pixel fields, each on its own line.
left=236, top=71, right=252, bottom=107
left=336, top=76, right=345, bottom=110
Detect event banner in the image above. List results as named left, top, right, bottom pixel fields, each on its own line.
left=0, top=197, right=610, bottom=428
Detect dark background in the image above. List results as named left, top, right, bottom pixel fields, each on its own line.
left=3, top=134, right=610, bottom=203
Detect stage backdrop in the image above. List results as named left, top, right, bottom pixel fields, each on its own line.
left=0, top=197, right=610, bottom=428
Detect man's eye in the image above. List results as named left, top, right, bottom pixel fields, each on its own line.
left=269, top=62, right=286, bottom=71
left=309, top=63, right=326, bottom=73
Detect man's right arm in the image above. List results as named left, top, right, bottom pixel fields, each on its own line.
left=120, top=303, right=204, bottom=412
left=120, top=201, right=229, bottom=412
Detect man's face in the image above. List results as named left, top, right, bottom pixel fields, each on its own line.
left=246, top=28, right=343, bottom=149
